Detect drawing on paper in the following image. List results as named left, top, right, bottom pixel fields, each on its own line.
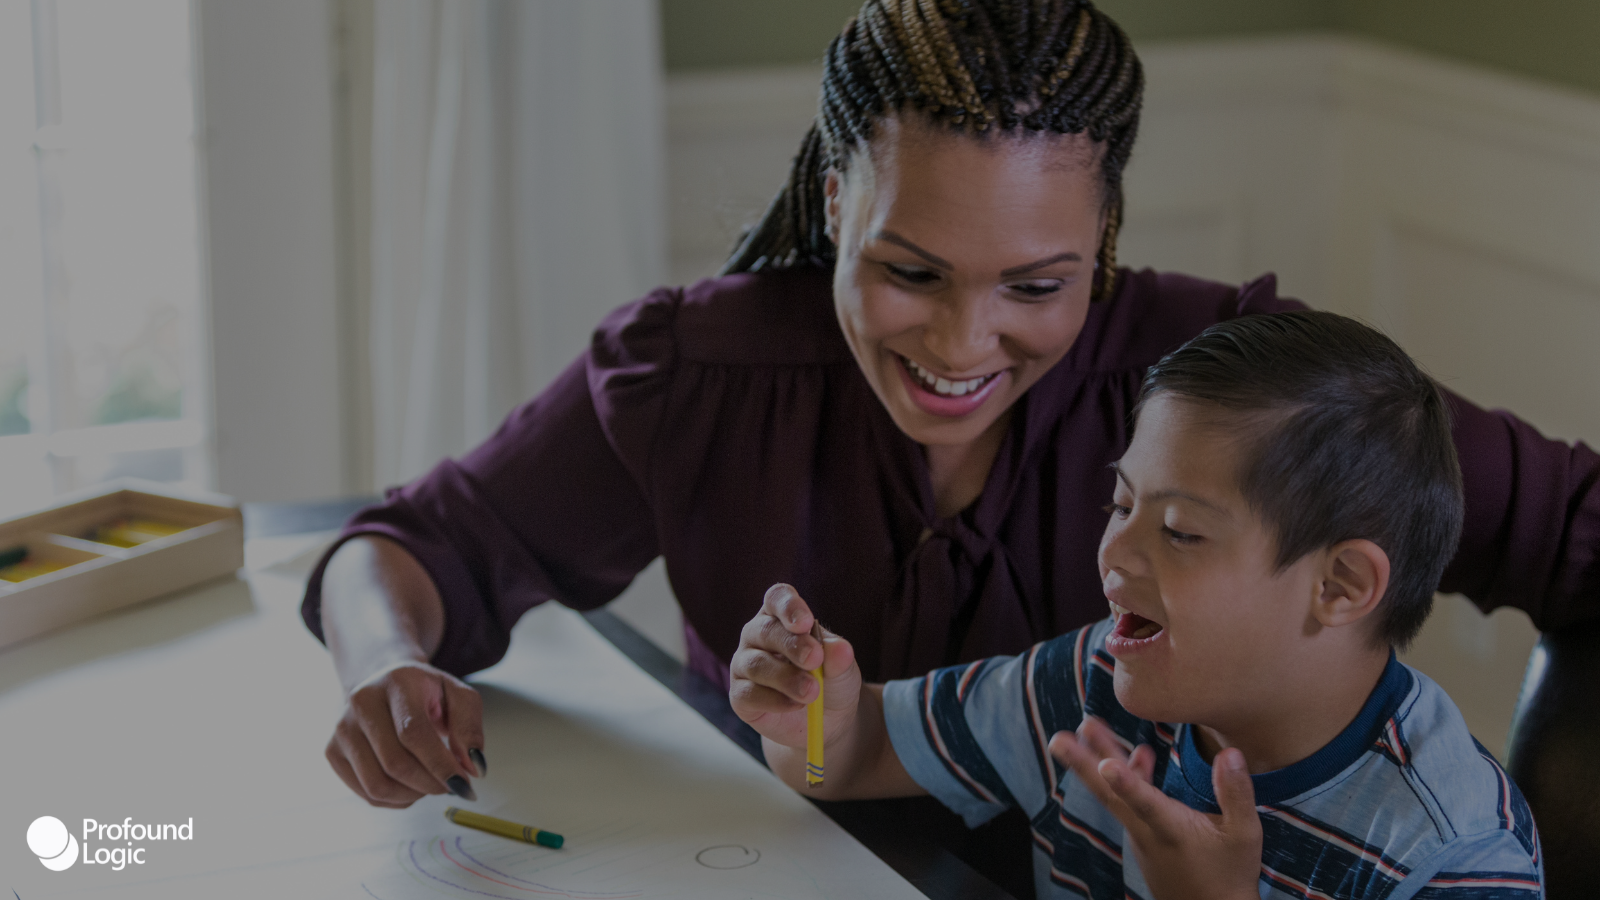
left=695, top=845, right=761, bottom=869
left=359, top=818, right=804, bottom=900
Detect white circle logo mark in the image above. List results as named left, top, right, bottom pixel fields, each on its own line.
left=28, top=816, right=78, bottom=871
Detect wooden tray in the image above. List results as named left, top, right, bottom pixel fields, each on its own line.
left=0, top=479, right=244, bottom=650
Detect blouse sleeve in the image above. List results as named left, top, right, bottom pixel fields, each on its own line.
left=1440, top=393, right=1600, bottom=630
left=1231, top=274, right=1600, bottom=629
left=298, top=289, right=679, bottom=676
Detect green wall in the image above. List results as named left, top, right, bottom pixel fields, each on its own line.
left=661, top=0, right=1600, bottom=97
left=1340, top=0, right=1600, bottom=97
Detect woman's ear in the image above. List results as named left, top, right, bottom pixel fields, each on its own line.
left=824, top=168, right=842, bottom=245
left=1312, top=539, right=1390, bottom=628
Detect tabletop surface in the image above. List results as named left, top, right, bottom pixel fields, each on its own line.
left=244, top=498, right=1022, bottom=900
left=0, top=500, right=1021, bottom=899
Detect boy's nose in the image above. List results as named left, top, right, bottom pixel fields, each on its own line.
left=1098, top=520, right=1142, bottom=576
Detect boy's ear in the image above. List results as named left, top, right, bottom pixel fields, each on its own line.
left=1313, top=539, right=1390, bottom=628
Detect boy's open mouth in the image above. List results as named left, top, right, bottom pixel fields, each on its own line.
left=1109, top=602, right=1165, bottom=641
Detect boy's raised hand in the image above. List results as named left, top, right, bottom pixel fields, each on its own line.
left=730, top=583, right=861, bottom=750
left=1050, top=717, right=1263, bottom=900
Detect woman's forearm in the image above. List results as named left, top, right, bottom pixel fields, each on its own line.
left=320, top=535, right=448, bottom=692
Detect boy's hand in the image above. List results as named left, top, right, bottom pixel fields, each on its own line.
left=730, top=584, right=861, bottom=750
left=1050, top=717, right=1262, bottom=900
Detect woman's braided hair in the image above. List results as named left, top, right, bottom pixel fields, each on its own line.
left=721, top=0, right=1143, bottom=302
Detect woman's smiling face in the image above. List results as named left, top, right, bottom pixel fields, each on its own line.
left=826, top=115, right=1104, bottom=451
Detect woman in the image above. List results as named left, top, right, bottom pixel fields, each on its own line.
left=303, top=0, right=1600, bottom=813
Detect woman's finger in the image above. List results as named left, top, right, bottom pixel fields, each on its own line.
left=439, top=677, right=486, bottom=777
left=348, top=685, right=449, bottom=798
left=334, top=716, right=427, bottom=807
left=387, top=679, right=476, bottom=800
left=761, top=583, right=815, bottom=634
left=325, top=737, right=411, bottom=809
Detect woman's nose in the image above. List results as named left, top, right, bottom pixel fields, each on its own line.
left=922, top=294, right=995, bottom=372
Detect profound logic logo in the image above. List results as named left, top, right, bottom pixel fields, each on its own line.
left=26, top=817, right=78, bottom=871
left=25, top=815, right=194, bottom=872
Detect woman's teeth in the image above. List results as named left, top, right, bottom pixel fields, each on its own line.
left=903, top=357, right=996, bottom=397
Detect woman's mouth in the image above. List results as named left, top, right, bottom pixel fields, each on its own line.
left=1105, top=601, right=1165, bottom=655
left=895, top=354, right=1005, bottom=418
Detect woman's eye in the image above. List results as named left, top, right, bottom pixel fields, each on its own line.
left=1102, top=502, right=1131, bottom=519
left=1008, top=281, right=1063, bottom=300
left=885, top=263, right=940, bottom=285
left=1163, top=526, right=1202, bottom=545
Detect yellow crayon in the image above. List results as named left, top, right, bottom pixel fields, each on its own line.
left=806, top=623, right=825, bottom=787
left=444, top=807, right=564, bottom=848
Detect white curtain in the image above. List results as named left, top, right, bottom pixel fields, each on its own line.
left=367, top=0, right=665, bottom=487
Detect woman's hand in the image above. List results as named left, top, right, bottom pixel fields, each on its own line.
left=320, top=536, right=484, bottom=808
left=1049, top=717, right=1262, bottom=900
left=730, top=583, right=861, bottom=751
left=325, top=661, right=485, bottom=808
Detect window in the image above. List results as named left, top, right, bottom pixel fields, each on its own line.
left=0, top=0, right=210, bottom=516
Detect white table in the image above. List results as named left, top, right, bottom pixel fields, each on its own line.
left=0, top=533, right=928, bottom=899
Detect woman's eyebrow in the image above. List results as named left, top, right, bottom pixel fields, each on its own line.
left=1001, top=252, right=1082, bottom=277
left=872, top=230, right=952, bottom=269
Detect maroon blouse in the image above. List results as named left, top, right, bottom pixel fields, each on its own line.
left=300, top=266, right=1600, bottom=687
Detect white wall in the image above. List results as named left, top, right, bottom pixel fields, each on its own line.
left=663, top=34, right=1600, bottom=753
left=195, top=0, right=347, bottom=503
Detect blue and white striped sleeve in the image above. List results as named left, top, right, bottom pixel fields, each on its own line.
left=1390, top=829, right=1543, bottom=900
left=882, top=625, right=1105, bottom=828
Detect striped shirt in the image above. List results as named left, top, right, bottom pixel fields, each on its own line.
left=883, top=618, right=1543, bottom=900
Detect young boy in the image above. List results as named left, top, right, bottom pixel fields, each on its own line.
left=730, top=311, right=1543, bottom=899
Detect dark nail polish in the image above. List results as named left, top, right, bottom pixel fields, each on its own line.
left=469, top=748, right=487, bottom=777
left=446, top=775, right=477, bottom=802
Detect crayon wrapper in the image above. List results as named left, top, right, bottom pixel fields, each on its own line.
left=805, top=668, right=824, bottom=786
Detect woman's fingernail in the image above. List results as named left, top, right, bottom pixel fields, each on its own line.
left=446, top=775, right=477, bottom=802
left=469, top=748, right=487, bottom=777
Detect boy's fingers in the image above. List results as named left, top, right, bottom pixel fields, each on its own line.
left=1128, top=743, right=1157, bottom=784
left=1211, top=748, right=1261, bottom=836
left=819, top=632, right=856, bottom=679
left=738, top=612, right=822, bottom=670
left=762, top=583, right=815, bottom=633
left=731, top=646, right=816, bottom=703
left=729, top=678, right=806, bottom=721
left=1099, top=757, right=1183, bottom=834
left=1049, top=732, right=1133, bottom=819
left=1078, top=717, right=1132, bottom=763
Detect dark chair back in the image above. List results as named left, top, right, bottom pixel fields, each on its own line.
left=1505, top=621, right=1600, bottom=896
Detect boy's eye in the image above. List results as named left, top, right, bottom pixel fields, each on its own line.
left=1102, top=503, right=1131, bottom=519
left=1163, top=525, right=1202, bottom=545
left=885, top=263, right=940, bottom=285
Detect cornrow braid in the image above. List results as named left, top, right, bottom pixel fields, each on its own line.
left=721, top=0, right=1144, bottom=303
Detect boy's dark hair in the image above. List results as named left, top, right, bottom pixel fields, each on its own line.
left=1136, top=310, right=1464, bottom=649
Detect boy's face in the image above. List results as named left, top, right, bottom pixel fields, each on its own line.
left=1098, top=395, right=1323, bottom=728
